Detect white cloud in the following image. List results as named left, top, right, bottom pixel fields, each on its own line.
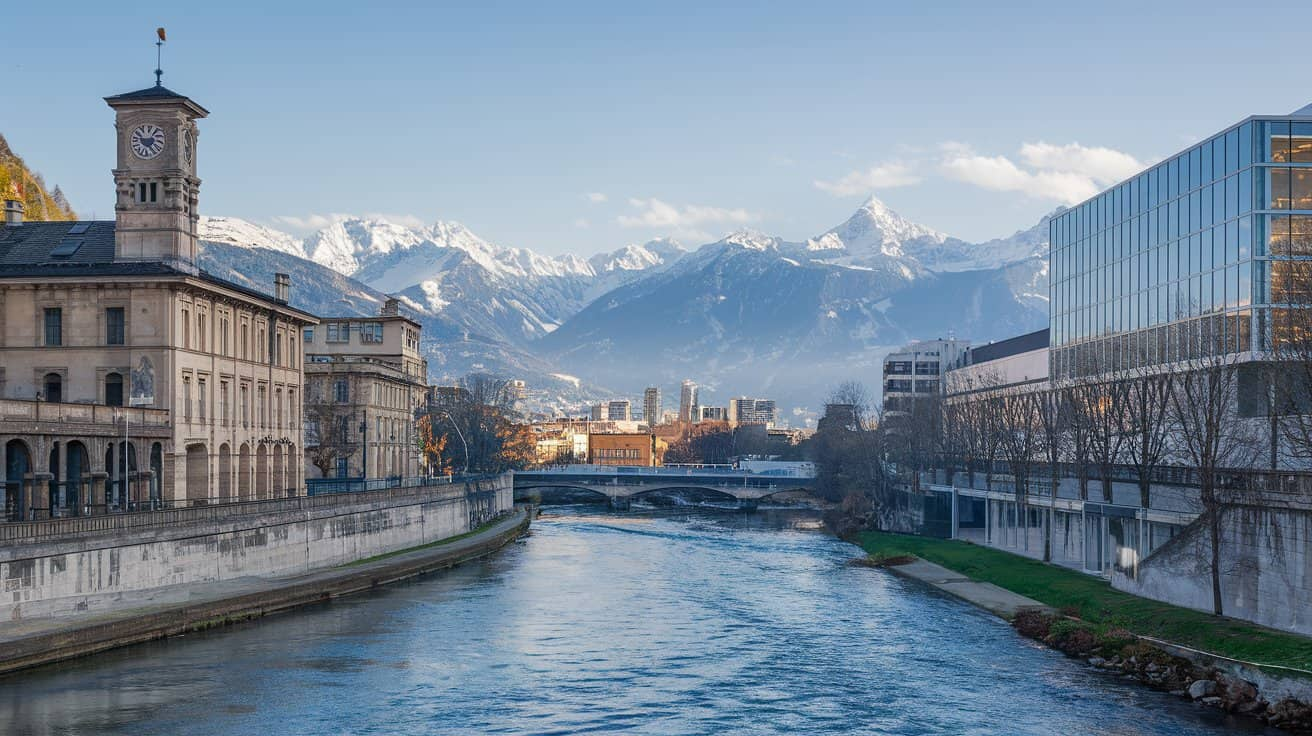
left=584, top=192, right=608, bottom=203
left=814, top=161, right=921, bottom=196
left=940, top=142, right=1144, bottom=205
left=616, top=198, right=757, bottom=230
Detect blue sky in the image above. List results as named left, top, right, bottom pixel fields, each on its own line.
left=4, top=1, right=1311, bottom=255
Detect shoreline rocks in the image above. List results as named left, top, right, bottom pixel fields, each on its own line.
left=1011, top=609, right=1312, bottom=733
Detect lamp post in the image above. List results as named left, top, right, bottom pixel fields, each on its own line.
left=359, top=408, right=368, bottom=486
left=435, top=408, right=468, bottom=476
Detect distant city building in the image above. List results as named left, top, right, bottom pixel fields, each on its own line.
left=509, top=379, right=527, bottom=402
left=588, top=433, right=667, bottom=467
left=728, top=397, right=777, bottom=427
left=643, top=387, right=661, bottom=425
left=607, top=399, right=632, bottom=422
left=590, top=404, right=605, bottom=421
left=699, top=406, right=727, bottom=422
left=679, top=379, right=698, bottom=422
left=880, top=338, right=971, bottom=413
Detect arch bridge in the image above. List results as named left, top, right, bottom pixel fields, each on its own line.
left=513, top=465, right=817, bottom=509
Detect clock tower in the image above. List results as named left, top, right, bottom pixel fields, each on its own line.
left=105, top=83, right=209, bottom=267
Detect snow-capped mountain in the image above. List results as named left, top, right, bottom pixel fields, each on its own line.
left=198, top=196, right=1054, bottom=417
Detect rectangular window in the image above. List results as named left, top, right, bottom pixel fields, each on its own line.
left=303, top=327, right=314, bottom=343
left=241, top=385, right=250, bottom=426
left=44, top=307, right=62, bottom=346
left=335, top=378, right=349, bottom=403
left=105, top=307, right=125, bottom=345
left=197, top=312, right=206, bottom=352
left=220, top=317, right=229, bottom=355
left=220, top=381, right=229, bottom=426
left=198, top=378, right=207, bottom=421
left=326, top=322, right=349, bottom=343
left=183, top=377, right=192, bottom=421
left=360, top=323, right=383, bottom=343
left=149, top=182, right=158, bottom=202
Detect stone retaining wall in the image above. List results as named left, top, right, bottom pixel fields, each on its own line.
left=0, top=474, right=513, bottom=622
left=1113, top=504, right=1312, bottom=636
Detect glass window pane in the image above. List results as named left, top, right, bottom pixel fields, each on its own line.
left=1202, top=140, right=1214, bottom=183
left=1293, top=122, right=1312, bottom=163
left=1293, top=168, right=1312, bottom=210
left=1225, top=174, right=1238, bottom=220
left=1292, top=215, right=1312, bottom=257
left=1240, top=123, right=1253, bottom=168
left=1271, top=167, right=1292, bottom=209
left=1269, top=121, right=1292, bottom=162
left=1240, top=216, right=1253, bottom=259
left=1240, top=169, right=1253, bottom=214
left=1227, top=128, right=1240, bottom=173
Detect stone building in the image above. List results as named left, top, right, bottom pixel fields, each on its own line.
left=588, top=433, right=667, bottom=467
left=0, top=76, right=315, bottom=518
left=303, top=300, right=427, bottom=480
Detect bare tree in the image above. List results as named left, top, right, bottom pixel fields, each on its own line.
left=1123, top=364, right=1176, bottom=510
left=304, top=397, right=359, bottom=479
left=1169, top=354, right=1260, bottom=616
left=1034, top=387, right=1068, bottom=562
left=996, top=386, right=1041, bottom=553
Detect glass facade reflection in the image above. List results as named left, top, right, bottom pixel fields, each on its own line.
left=1050, top=115, right=1312, bottom=379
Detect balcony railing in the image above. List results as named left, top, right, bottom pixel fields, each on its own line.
left=0, top=399, right=170, bottom=427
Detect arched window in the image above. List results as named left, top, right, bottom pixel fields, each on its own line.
left=43, top=373, right=62, bottom=403
left=105, top=372, right=124, bottom=407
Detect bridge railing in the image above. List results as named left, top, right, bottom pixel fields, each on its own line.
left=520, top=464, right=816, bottom=479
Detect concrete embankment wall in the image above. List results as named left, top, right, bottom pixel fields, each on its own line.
left=0, top=475, right=514, bottom=622
left=1113, top=503, right=1312, bottom=637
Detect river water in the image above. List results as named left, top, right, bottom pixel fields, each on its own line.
left=0, top=507, right=1275, bottom=735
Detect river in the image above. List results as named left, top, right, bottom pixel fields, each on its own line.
left=0, top=507, right=1275, bottom=735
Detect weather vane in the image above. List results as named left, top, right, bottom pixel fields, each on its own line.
left=154, top=27, right=166, bottom=86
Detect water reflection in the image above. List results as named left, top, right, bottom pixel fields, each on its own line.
left=0, top=506, right=1276, bottom=735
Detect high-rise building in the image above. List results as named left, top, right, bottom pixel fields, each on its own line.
left=607, top=399, right=631, bottom=422
left=590, top=404, right=605, bottom=421
left=643, top=387, right=661, bottom=425
left=728, top=397, right=779, bottom=428
left=678, top=379, right=698, bottom=423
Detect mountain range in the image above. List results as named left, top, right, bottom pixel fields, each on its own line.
left=196, top=196, right=1054, bottom=422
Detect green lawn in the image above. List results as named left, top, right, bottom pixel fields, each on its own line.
left=858, top=530, right=1312, bottom=672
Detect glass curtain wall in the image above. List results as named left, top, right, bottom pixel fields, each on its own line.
left=1049, top=116, right=1312, bottom=379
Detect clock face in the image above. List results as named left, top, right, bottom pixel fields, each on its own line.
left=130, top=124, right=166, bottom=159
left=183, top=130, right=193, bottom=164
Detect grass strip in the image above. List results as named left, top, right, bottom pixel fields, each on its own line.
left=858, top=530, right=1312, bottom=672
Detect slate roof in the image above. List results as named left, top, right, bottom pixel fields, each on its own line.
left=0, top=220, right=316, bottom=320
left=968, top=328, right=1049, bottom=365
left=104, top=84, right=210, bottom=115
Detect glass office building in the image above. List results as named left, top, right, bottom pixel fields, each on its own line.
left=1049, top=106, right=1312, bottom=379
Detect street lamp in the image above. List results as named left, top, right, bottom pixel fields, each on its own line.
left=433, top=408, right=469, bottom=476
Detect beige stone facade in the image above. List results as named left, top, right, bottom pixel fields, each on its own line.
left=303, top=300, right=427, bottom=481
left=0, top=78, right=316, bottom=517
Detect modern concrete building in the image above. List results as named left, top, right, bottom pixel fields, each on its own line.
left=607, top=399, right=631, bottom=422
left=698, top=406, right=727, bottom=422
left=303, top=299, right=428, bottom=481
left=643, top=387, right=661, bottom=426
left=0, top=75, right=315, bottom=518
left=943, top=330, right=1049, bottom=397
left=728, top=397, right=777, bottom=428
left=880, top=338, right=970, bottom=412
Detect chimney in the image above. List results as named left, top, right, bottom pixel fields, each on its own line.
left=274, top=273, right=290, bottom=303
left=380, top=297, right=400, bottom=317
left=3, top=199, right=22, bottom=226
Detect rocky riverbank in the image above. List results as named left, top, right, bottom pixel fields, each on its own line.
left=1014, top=609, right=1312, bottom=733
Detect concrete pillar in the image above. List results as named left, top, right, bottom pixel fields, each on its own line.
left=32, top=472, right=53, bottom=520
left=950, top=486, right=959, bottom=540
left=90, top=472, right=109, bottom=514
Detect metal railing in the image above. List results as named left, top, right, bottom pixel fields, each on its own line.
left=0, top=476, right=500, bottom=544
left=305, top=473, right=495, bottom=496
